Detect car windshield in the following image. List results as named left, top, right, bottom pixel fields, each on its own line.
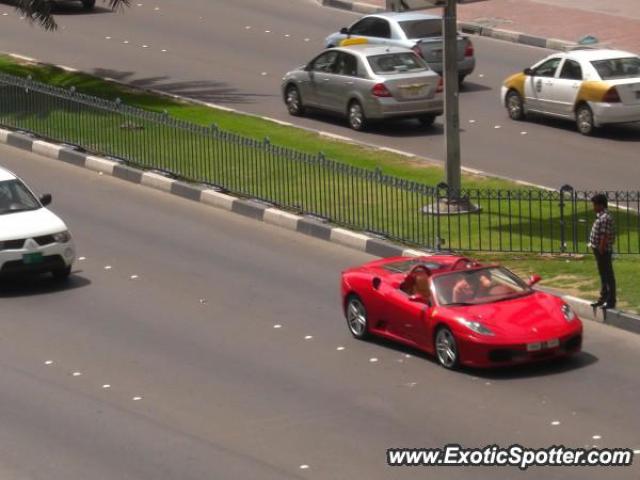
left=398, top=19, right=442, bottom=39
left=591, top=57, right=640, bottom=80
left=0, top=179, right=41, bottom=215
left=432, top=267, right=531, bottom=306
left=368, top=52, right=428, bottom=74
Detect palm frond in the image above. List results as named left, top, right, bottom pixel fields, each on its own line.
left=13, top=0, right=130, bottom=31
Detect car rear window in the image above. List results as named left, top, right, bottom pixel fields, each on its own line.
left=591, top=57, right=640, bottom=80
left=398, top=19, right=442, bottom=39
left=368, top=52, right=429, bottom=75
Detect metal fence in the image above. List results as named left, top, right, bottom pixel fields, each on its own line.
left=1, top=72, right=639, bottom=254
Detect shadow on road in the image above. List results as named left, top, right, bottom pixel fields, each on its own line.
left=459, top=81, right=493, bottom=94
left=524, top=113, right=640, bottom=142
left=49, top=3, right=112, bottom=16
left=0, top=272, right=91, bottom=297
left=92, top=68, right=276, bottom=105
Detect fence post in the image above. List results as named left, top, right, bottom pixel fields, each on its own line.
left=559, top=184, right=574, bottom=253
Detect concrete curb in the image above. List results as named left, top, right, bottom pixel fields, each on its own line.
left=317, top=0, right=579, bottom=51
left=2, top=126, right=639, bottom=336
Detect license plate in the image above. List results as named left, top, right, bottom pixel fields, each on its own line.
left=527, top=338, right=559, bottom=352
left=402, top=87, right=425, bottom=98
left=22, top=252, right=44, bottom=265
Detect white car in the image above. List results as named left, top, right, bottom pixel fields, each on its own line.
left=501, top=48, right=640, bottom=135
left=0, top=166, right=75, bottom=280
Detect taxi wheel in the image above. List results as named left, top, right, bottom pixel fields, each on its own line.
left=345, top=294, right=370, bottom=340
left=506, top=90, right=525, bottom=121
left=576, top=104, right=595, bottom=135
left=348, top=100, right=367, bottom=131
left=435, top=327, right=460, bottom=369
left=285, top=86, right=305, bottom=116
left=418, top=114, right=436, bottom=127
left=82, top=0, right=96, bottom=10
left=52, top=266, right=72, bottom=281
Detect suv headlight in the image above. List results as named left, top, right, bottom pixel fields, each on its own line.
left=53, top=231, right=72, bottom=243
left=457, top=318, right=494, bottom=336
left=562, top=304, right=576, bottom=322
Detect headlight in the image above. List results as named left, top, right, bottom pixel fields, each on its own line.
left=53, top=231, right=72, bottom=243
left=562, top=304, right=576, bottom=322
left=457, top=318, right=494, bottom=336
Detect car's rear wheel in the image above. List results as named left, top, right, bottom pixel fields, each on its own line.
left=82, top=0, right=96, bottom=10
left=52, top=266, right=72, bottom=281
left=285, top=85, right=305, bottom=116
left=576, top=104, right=595, bottom=135
left=458, top=74, right=466, bottom=86
left=418, top=114, right=436, bottom=127
left=345, top=294, right=370, bottom=340
left=435, top=327, right=459, bottom=369
left=506, top=90, right=525, bottom=121
left=347, top=100, right=367, bottom=131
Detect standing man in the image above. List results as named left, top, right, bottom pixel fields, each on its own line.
left=589, top=193, right=616, bottom=309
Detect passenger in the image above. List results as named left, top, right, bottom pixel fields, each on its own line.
left=451, top=270, right=492, bottom=303
left=403, top=265, right=432, bottom=302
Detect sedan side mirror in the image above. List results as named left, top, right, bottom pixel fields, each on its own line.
left=340, top=27, right=349, bottom=35
left=523, top=67, right=534, bottom=76
left=528, top=274, right=542, bottom=286
left=39, top=193, right=52, bottom=206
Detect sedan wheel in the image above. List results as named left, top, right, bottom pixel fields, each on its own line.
left=506, top=90, right=525, bottom=121
left=418, top=114, right=436, bottom=127
left=285, top=86, right=304, bottom=116
left=348, top=101, right=366, bottom=131
left=346, top=295, right=369, bottom=339
left=576, top=104, right=595, bottom=135
left=435, top=327, right=459, bottom=369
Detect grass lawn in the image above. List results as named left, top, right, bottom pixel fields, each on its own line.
left=1, top=55, right=638, bottom=310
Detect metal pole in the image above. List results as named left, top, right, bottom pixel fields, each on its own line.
left=443, top=0, right=461, bottom=192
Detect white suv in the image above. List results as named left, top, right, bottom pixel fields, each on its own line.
left=0, top=166, right=75, bottom=280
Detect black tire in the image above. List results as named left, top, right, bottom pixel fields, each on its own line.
left=506, top=90, right=526, bottom=121
left=458, top=74, right=466, bottom=86
left=82, top=0, right=96, bottom=10
left=284, top=85, right=305, bottom=116
left=52, top=265, right=72, bottom=281
left=418, top=114, right=436, bottom=127
left=345, top=294, right=370, bottom=340
left=434, top=326, right=459, bottom=369
left=347, top=100, right=367, bottom=131
left=575, top=104, right=595, bottom=136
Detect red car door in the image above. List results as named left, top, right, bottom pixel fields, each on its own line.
left=384, top=289, right=431, bottom=346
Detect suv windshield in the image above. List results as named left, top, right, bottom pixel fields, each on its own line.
left=368, top=52, right=428, bottom=74
left=432, top=267, right=531, bottom=306
left=591, top=57, right=640, bottom=80
left=0, top=179, right=41, bottom=215
left=399, top=19, right=442, bottom=39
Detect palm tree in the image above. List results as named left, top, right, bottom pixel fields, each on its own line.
left=13, top=0, right=129, bottom=30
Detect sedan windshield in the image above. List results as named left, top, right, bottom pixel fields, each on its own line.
left=591, top=57, right=640, bottom=80
left=432, top=267, right=531, bottom=306
left=398, top=19, right=442, bottom=39
left=368, top=52, right=428, bottom=75
left=0, top=179, right=41, bottom=215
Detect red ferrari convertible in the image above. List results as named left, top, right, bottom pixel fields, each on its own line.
left=341, top=255, right=583, bottom=369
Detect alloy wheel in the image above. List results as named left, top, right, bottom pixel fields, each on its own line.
left=346, top=296, right=368, bottom=339
left=435, top=328, right=458, bottom=369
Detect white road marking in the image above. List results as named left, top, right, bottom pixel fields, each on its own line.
left=132, top=396, right=142, bottom=401
left=304, top=38, right=310, bottom=42
left=304, top=335, right=313, bottom=340
left=154, top=6, right=159, bottom=10
left=478, top=74, right=485, bottom=78
left=494, top=125, right=502, bottom=129
left=245, top=26, right=251, bottom=29
left=299, top=465, right=309, bottom=470
left=78, top=256, right=86, bottom=261
left=485, top=382, right=491, bottom=386
left=551, top=420, right=561, bottom=426
left=102, top=384, right=111, bottom=389
left=199, top=298, right=207, bottom=304
left=142, top=45, right=149, bottom=48
left=369, top=357, right=378, bottom=363
left=161, top=49, right=167, bottom=53
left=104, top=265, right=112, bottom=270
left=123, top=40, right=130, bottom=44
left=404, top=354, right=411, bottom=358
left=284, top=34, right=290, bottom=38
left=98, top=171, right=104, bottom=175
left=592, top=435, right=602, bottom=440
left=520, top=131, right=528, bottom=135
left=136, top=3, right=143, bottom=6
left=336, top=346, right=345, bottom=351
left=261, top=72, right=268, bottom=76
left=404, top=382, right=418, bottom=388
left=130, top=275, right=139, bottom=280
left=72, top=372, right=82, bottom=377
left=2, top=13, right=8, bottom=16
left=469, top=119, right=476, bottom=123
left=273, top=324, right=282, bottom=329
left=44, top=360, right=53, bottom=365
left=634, top=450, right=640, bottom=455
left=265, top=30, right=271, bottom=33
left=105, top=36, right=111, bottom=40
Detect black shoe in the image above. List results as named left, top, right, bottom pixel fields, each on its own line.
left=601, top=302, right=616, bottom=310
left=591, top=300, right=604, bottom=308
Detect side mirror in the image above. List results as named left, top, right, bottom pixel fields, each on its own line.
left=340, top=27, right=349, bottom=35
left=409, top=294, right=428, bottom=304
left=372, top=277, right=381, bottom=290
left=528, top=274, right=542, bottom=286
left=39, top=193, right=52, bottom=206
left=523, top=67, right=533, bottom=76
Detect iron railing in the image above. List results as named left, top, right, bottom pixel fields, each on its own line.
left=1, top=72, right=638, bottom=254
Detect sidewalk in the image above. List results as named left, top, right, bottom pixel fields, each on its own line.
left=334, top=0, right=640, bottom=53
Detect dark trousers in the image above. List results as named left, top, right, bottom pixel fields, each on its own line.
left=594, top=249, right=616, bottom=307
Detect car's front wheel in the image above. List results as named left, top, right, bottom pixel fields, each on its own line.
left=435, top=327, right=459, bottom=369
left=345, top=294, right=370, bottom=340
left=82, top=0, right=96, bottom=10
left=52, top=266, right=72, bottom=281
left=506, top=90, right=526, bottom=121
left=285, top=85, right=305, bottom=116
left=347, top=100, right=367, bottom=131
left=576, top=104, right=595, bottom=135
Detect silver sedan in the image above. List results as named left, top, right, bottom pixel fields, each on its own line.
left=281, top=45, right=443, bottom=131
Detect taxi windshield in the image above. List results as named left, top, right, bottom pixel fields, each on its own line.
left=432, top=267, right=531, bottom=306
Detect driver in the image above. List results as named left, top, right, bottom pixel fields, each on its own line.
left=452, top=270, right=492, bottom=303
left=404, top=265, right=432, bottom=301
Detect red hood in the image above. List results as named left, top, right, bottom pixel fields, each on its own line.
left=437, top=292, right=578, bottom=341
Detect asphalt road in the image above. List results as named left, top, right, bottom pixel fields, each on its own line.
left=2, top=144, right=640, bottom=479
left=0, top=0, right=639, bottom=190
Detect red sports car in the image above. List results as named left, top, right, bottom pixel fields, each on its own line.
left=341, top=255, right=583, bottom=369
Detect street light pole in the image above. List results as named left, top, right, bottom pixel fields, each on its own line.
left=443, top=0, right=461, bottom=193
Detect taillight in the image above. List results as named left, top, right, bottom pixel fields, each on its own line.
left=412, top=43, right=424, bottom=59
left=603, top=87, right=621, bottom=103
left=436, top=77, right=443, bottom=93
left=372, top=83, right=392, bottom=97
left=464, top=40, right=474, bottom=57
